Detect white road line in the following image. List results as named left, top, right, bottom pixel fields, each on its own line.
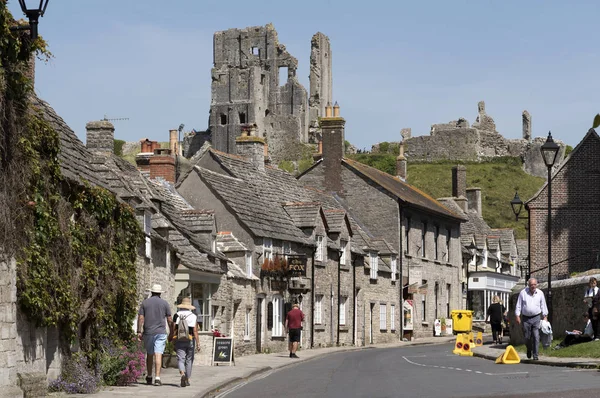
left=401, top=355, right=529, bottom=377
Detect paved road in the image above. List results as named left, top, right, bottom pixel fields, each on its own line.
left=217, top=343, right=600, bottom=398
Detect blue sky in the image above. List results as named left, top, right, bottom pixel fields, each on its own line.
left=9, top=0, right=600, bottom=150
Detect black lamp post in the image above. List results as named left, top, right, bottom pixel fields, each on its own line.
left=510, top=191, right=531, bottom=281
left=465, top=241, right=477, bottom=310
left=540, top=131, right=560, bottom=324
left=10, top=1, right=50, bottom=40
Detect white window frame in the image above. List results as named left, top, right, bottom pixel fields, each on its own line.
left=391, top=304, right=396, bottom=331
left=340, top=297, right=347, bottom=325
left=245, top=251, right=253, bottom=277
left=165, top=246, right=171, bottom=269
left=192, top=283, right=216, bottom=332
left=211, top=235, right=216, bottom=253
left=144, top=211, right=152, bottom=259
left=340, top=240, right=348, bottom=266
left=316, top=235, right=324, bottom=261
left=370, top=252, right=378, bottom=280
left=315, top=295, right=323, bottom=324
left=379, top=304, right=387, bottom=330
left=282, top=241, right=291, bottom=260
left=244, top=308, right=251, bottom=340
left=391, top=255, right=397, bottom=281
left=263, top=238, right=273, bottom=261
left=272, top=295, right=283, bottom=337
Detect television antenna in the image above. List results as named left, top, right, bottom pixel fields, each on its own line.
left=103, top=114, right=130, bottom=122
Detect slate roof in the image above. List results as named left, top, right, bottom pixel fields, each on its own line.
left=216, top=231, right=248, bottom=253
left=369, top=238, right=398, bottom=256
left=323, top=210, right=347, bottom=234
left=282, top=202, right=322, bottom=229
left=195, top=166, right=308, bottom=243
left=342, top=158, right=466, bottom=221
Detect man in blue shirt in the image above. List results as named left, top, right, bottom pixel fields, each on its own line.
left=515, top=278, right=548, bottom=360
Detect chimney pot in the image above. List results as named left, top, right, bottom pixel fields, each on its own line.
left=325, top=102, right=333, bottom=118
left=169, top=129, right=179, bottom=155
left=333, top=101, right=340, bottom=117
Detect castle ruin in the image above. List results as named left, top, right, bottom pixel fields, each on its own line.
left=190, top=24, right=332, bottom=163
left=379, top=101, right=565, bottom=178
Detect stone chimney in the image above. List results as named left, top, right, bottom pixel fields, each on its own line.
left=86, top=120, right=115, bottom=155
left=236, top=124, right=265, bottom=172
left=149, top=148, right=175, bottom=183
left=452, top=165, right=467, bottom=212
left=396, top=142, right=407, bottom=181
left=321, top=102, right=345, bottom=192
left=136, top=139, right=160, bottom=172
left=169, top=129, right=178, bottom=155
left=466, top=188, right=482, bottom=216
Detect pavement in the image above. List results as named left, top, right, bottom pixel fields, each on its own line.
left=50, top=335, right=600, bottom=398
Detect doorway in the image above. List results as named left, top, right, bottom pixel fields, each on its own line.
left=369, top=303, right=375, bottom=344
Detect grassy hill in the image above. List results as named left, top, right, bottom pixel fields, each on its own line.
left=347, top=154, right=545, bottom=239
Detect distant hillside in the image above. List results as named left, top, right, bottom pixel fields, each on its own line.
left=115, top=140, right=169, bottom=165
left=347, top=154, right=545, bottom=239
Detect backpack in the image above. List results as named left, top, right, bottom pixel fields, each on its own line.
left=176, top=314, right=190, bottom=342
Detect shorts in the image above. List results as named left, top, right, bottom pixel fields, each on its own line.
left=288, top=328, right=301, bottom=343
left=143, top=333, right=167, bottom=355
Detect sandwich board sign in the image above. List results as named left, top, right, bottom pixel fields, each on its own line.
left=212, top=337, right=235, bottom=366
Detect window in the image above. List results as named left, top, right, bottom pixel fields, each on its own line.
left=244, top=309, right=251, bottom=340
left=380, top=304, right=387, bottom=330
left=144, top=211, right=151, bottom=259
left=192, top=283, right=218, bottom=332
left=391, top=305, right=396, bottom=331
left=316, top=235, right=325, bottom=261
left=165, top=246, right=171, bottom=270
left=220, top=114, right=227, bottom=125
left=434, top=225, right=440, bottom=260
left=405, top=217, right=411, bottom=255
left=239, top=112, right=246, bottom=124
left=245, top=251, right=253, bottom=277
left=391, top=256, right=397, bottom=281
left=421, top=222, right=427, bottom=258
left=315, top=295, right=323, bottom=324
left=446, top=284, right=451, bottom=318
left=252, top=46, right=259, bottom=56
left=340, top=240, right=348, bottom=265
left=211, top=235, right=216, bottom=253
left=370, top=252, right=378, bottom=279
left=340, top=297, right=347, bottom=325
left=263, top=238, right=273, bottom=261
left=278, top=66, right=288, bottom=86
left=446, top=228, right=451, bottom=262
left=421, top=280, right=427, bottom=322
left=272, top=295, right=283, bottom=336
left=434, top=282, right=439, bottom=319
left=261, top=74, right=266, bottom=85
left=282, top=241, right=291, bottom=260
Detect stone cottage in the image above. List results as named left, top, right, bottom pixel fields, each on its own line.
left=298, top=105, right=466, bottom=338
left=437, top=166, right=520, bottom=323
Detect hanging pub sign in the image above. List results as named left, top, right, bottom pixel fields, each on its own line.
left=287, top=255, right=307, bottom=277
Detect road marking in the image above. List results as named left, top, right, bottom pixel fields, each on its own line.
left=402, top=356, right=529, bottom=377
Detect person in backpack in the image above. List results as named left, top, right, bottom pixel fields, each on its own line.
left=170, top=297, right=200, bottom=387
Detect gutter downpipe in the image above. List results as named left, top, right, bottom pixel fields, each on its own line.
left=337, top=250, right=342, bottom=346
left=398, top=200, right=404, bottom=340
left=352, top=253, right=356, bottom=346
left=310, top=247, right=316, bottom=349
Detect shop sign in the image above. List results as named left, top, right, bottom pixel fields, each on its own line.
left=287, top=255, right=307, bottom=277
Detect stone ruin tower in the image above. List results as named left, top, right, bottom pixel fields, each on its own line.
left=209, top=24, right=333, bottom=162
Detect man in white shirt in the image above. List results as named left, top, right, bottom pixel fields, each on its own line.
left=515, top=278, right=548, bottom=360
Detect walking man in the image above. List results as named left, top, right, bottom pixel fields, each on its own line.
left=515, top=278, right=548, bottom=360
left=137, top=284, right=172, bottom=386
left=285, top=303, right=304, bottom=358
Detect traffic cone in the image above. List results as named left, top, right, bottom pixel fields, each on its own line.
left=474, top=331, right=483, bottom=347
left=495, top=345, right=521, bottom=364
left=459, top=335, right=473, bottom=357
left=452, top=333, right=465, bottom=355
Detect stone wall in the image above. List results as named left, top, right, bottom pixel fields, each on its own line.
left=0, top=258, right=62, bottom=398
left=508, top=276, right=598, bottom=345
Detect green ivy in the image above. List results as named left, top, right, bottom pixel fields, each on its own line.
left=0, top=3, right=142, bottom=357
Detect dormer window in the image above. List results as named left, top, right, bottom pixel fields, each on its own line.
left=245, top=251, right=253, bottom=278
left=316, top=235, right=325, bottom=262
left=370, top=252, right=378, bottom=279
left=340, top=240, right=348, bottom=266
left=391, top=255, right=397, bottom=281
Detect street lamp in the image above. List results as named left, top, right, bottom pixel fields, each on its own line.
left=510, top=191, right=531, bottom=281
left=10, top=1, right=50, bottom=40
left=541, top=131, right=560, bottom=324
